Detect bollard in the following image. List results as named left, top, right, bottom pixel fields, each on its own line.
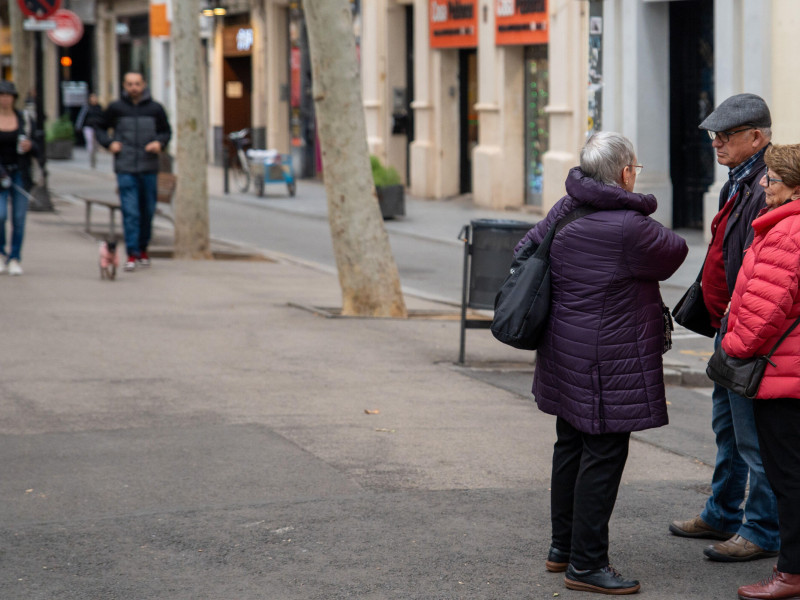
left=222, top=146, right=229, bottom=194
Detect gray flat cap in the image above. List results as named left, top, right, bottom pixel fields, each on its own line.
left=0, top=81, right=18, bottom=97
left=699, top=93, right=771, bottom=131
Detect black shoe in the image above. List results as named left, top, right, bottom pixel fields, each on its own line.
left=546, top=546, right=570, bottom=572
left=565, top=564, right=641, bottom=595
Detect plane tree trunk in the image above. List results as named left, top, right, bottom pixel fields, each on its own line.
left=304, top=0, right=407, bottom=318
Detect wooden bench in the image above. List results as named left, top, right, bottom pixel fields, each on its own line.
left=82, top=173, right=177, bottom=235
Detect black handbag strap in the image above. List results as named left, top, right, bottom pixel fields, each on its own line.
left=693, top=258, right=706, bottom=283
left=533, top=206, right=600, bottom=259
left=764, top=313, right=800, bottom=358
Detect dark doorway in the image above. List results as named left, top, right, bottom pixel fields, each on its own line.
left=223, top=56, right=252, bottom=141
left=670, top=0, right=714, bottom=229
left=459, top=49, right=477, bottom=194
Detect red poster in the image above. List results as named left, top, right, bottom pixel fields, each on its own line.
left=429, top=0, right=478, bottom=49
left=290, top=47, right=301, bottom=108
left=495, top=0, right=548, bottom=46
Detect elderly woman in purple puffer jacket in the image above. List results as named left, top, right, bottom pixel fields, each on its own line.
left=516, top=132, right=687, bottom=595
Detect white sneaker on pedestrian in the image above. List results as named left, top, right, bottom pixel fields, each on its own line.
left=8, top=259, right=23, bottom=276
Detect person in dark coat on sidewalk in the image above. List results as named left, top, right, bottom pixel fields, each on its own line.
left=515, top=132, right=687, bottom=594
left=95, top=72, right=171, bottom=272
left=669, top=93, right=780, bottom=564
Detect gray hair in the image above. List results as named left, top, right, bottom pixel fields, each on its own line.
left=757, top=126, right=772, bottom=141
left=580, top=131, right=636, bottom=186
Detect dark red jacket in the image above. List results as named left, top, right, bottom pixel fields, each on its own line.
left=722, top=200, right=800, bottom=399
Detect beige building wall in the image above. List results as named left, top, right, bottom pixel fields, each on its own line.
left=471, top=0, right=525, bottom=211
left=703, top=0, right=773, bottom=240
left=264, top=0, right=290, bottom=153
left=771, top=0, right=800, bottom=145
left=541, top=0, right=588, bottom=215
left=362, top=0, right=409, bottom=184
left=409, top=0, right=460, bottom=199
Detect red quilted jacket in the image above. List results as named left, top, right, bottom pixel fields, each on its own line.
left=722, top=199, right=800, bottom=399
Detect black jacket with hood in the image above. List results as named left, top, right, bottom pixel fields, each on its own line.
left=95, top=89, right=171, bottom=174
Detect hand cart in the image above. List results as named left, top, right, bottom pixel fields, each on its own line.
left=248, top=149, right=296, bottom=197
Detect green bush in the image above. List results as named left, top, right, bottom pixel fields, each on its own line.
left=45, top=114, right=75, bottom=143
left=370, top=155, right=402, bottom=187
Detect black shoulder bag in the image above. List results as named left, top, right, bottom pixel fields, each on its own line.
left=490, top=207, right=598, bottom=350
left=672, top=261, right=717, bottom=338
left=707, top=315, right=800, bottom=398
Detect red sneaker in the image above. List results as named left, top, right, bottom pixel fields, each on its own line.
left=137, top=251, right=151, bottom=267
left=738, top=567, right=800, bottom=599
left=124, top=257, right=136, bottom=272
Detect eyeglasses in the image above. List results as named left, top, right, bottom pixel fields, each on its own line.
left=763, top=170, right=784, bottom=187
left=628, top=164, right=643, bottom=176
left=707, top=128, right=753, bottom=143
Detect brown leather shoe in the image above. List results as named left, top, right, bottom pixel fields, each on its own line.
left=738, top=566, right=800, bottom=599
left=669, top=515, right=735, bottom=540
left=704, top=535, right=779, bottom=562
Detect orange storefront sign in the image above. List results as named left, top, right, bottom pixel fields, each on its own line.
left=429, top=0, right=478, bottom=49
left=495, top=0, right=548, bottom=46
left=149, top=3, right=170, bottom=38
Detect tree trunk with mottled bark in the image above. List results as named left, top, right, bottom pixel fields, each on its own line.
left=304, top=0, right=407, bottom=318
left=171, top=0, right=212, bottom=259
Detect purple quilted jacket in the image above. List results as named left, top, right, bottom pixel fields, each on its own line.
left=516, top=168, right=688, bottom=434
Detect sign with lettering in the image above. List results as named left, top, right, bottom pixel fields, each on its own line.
left=429, top=0, right=478, bottom=49
left=222, top=24, right=254, bottom=56
left=495, top=0, right=548, bottom=46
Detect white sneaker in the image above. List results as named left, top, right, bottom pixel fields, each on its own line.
left=7, top=259, right=22, bottom=276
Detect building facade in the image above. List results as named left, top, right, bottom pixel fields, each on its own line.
left=6, top=0, right=800, bottom=230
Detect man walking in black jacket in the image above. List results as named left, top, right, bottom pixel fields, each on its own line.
left=96, top=72, right=171, bottom=271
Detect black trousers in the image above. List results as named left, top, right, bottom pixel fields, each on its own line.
left=551, top=417, right=631, bottom=570
left=753, top=398, right=800, bottom=574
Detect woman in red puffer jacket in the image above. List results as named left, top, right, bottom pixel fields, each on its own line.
left=723, top=144, right=800, bottom=600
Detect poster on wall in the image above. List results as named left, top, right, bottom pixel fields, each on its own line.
left=587, top=1, right=603, bottom=136
left=495, top=0, right=548, bottom=46
left=429, top=0, right=478, bottom=49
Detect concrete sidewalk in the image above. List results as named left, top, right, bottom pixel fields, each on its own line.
left=0, top=171, right=772, bottom=599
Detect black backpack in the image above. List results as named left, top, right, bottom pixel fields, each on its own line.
left=491, top=207, right=599, bottom=350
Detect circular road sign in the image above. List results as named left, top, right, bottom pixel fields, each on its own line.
left=17, top=0, right=61, bottom=20
left=46, top=9, right=84, bottom=48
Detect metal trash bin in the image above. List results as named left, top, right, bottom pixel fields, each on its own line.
left=458, top=219, right=534, bottom=363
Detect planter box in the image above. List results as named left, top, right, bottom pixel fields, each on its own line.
left=46, top=140, right=74, bottom=160
left=377, top=184, right=405, bottom=219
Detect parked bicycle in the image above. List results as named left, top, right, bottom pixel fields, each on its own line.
left=228, top=128, right=251, bottom=193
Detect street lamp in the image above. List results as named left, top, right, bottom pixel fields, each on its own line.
left=201, top=1, right=227, bottom=17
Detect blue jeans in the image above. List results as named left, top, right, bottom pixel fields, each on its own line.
left=0, top=170, right=28, bottom=262
left=117, top=172, right=157, bottom=257
left=700, top=332, right=780, bottom=551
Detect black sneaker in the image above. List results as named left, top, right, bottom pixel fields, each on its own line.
left=565, top=564, right=641, bottom=595
left=546, top=546, right=570, bottom=572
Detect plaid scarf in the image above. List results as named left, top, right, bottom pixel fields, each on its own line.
left=727, top=146, right=767, bottom=204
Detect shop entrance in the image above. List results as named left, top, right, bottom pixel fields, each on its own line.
left=223, top=56, right=252, bottom=142
left=524, top=44, right=549, bottom=207
left=670, top=0, right=714, bottom=229
left=459, top=49, right=477, bottom=194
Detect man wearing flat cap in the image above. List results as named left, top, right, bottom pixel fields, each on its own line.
left=670, top=93, right=780, bottom=562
